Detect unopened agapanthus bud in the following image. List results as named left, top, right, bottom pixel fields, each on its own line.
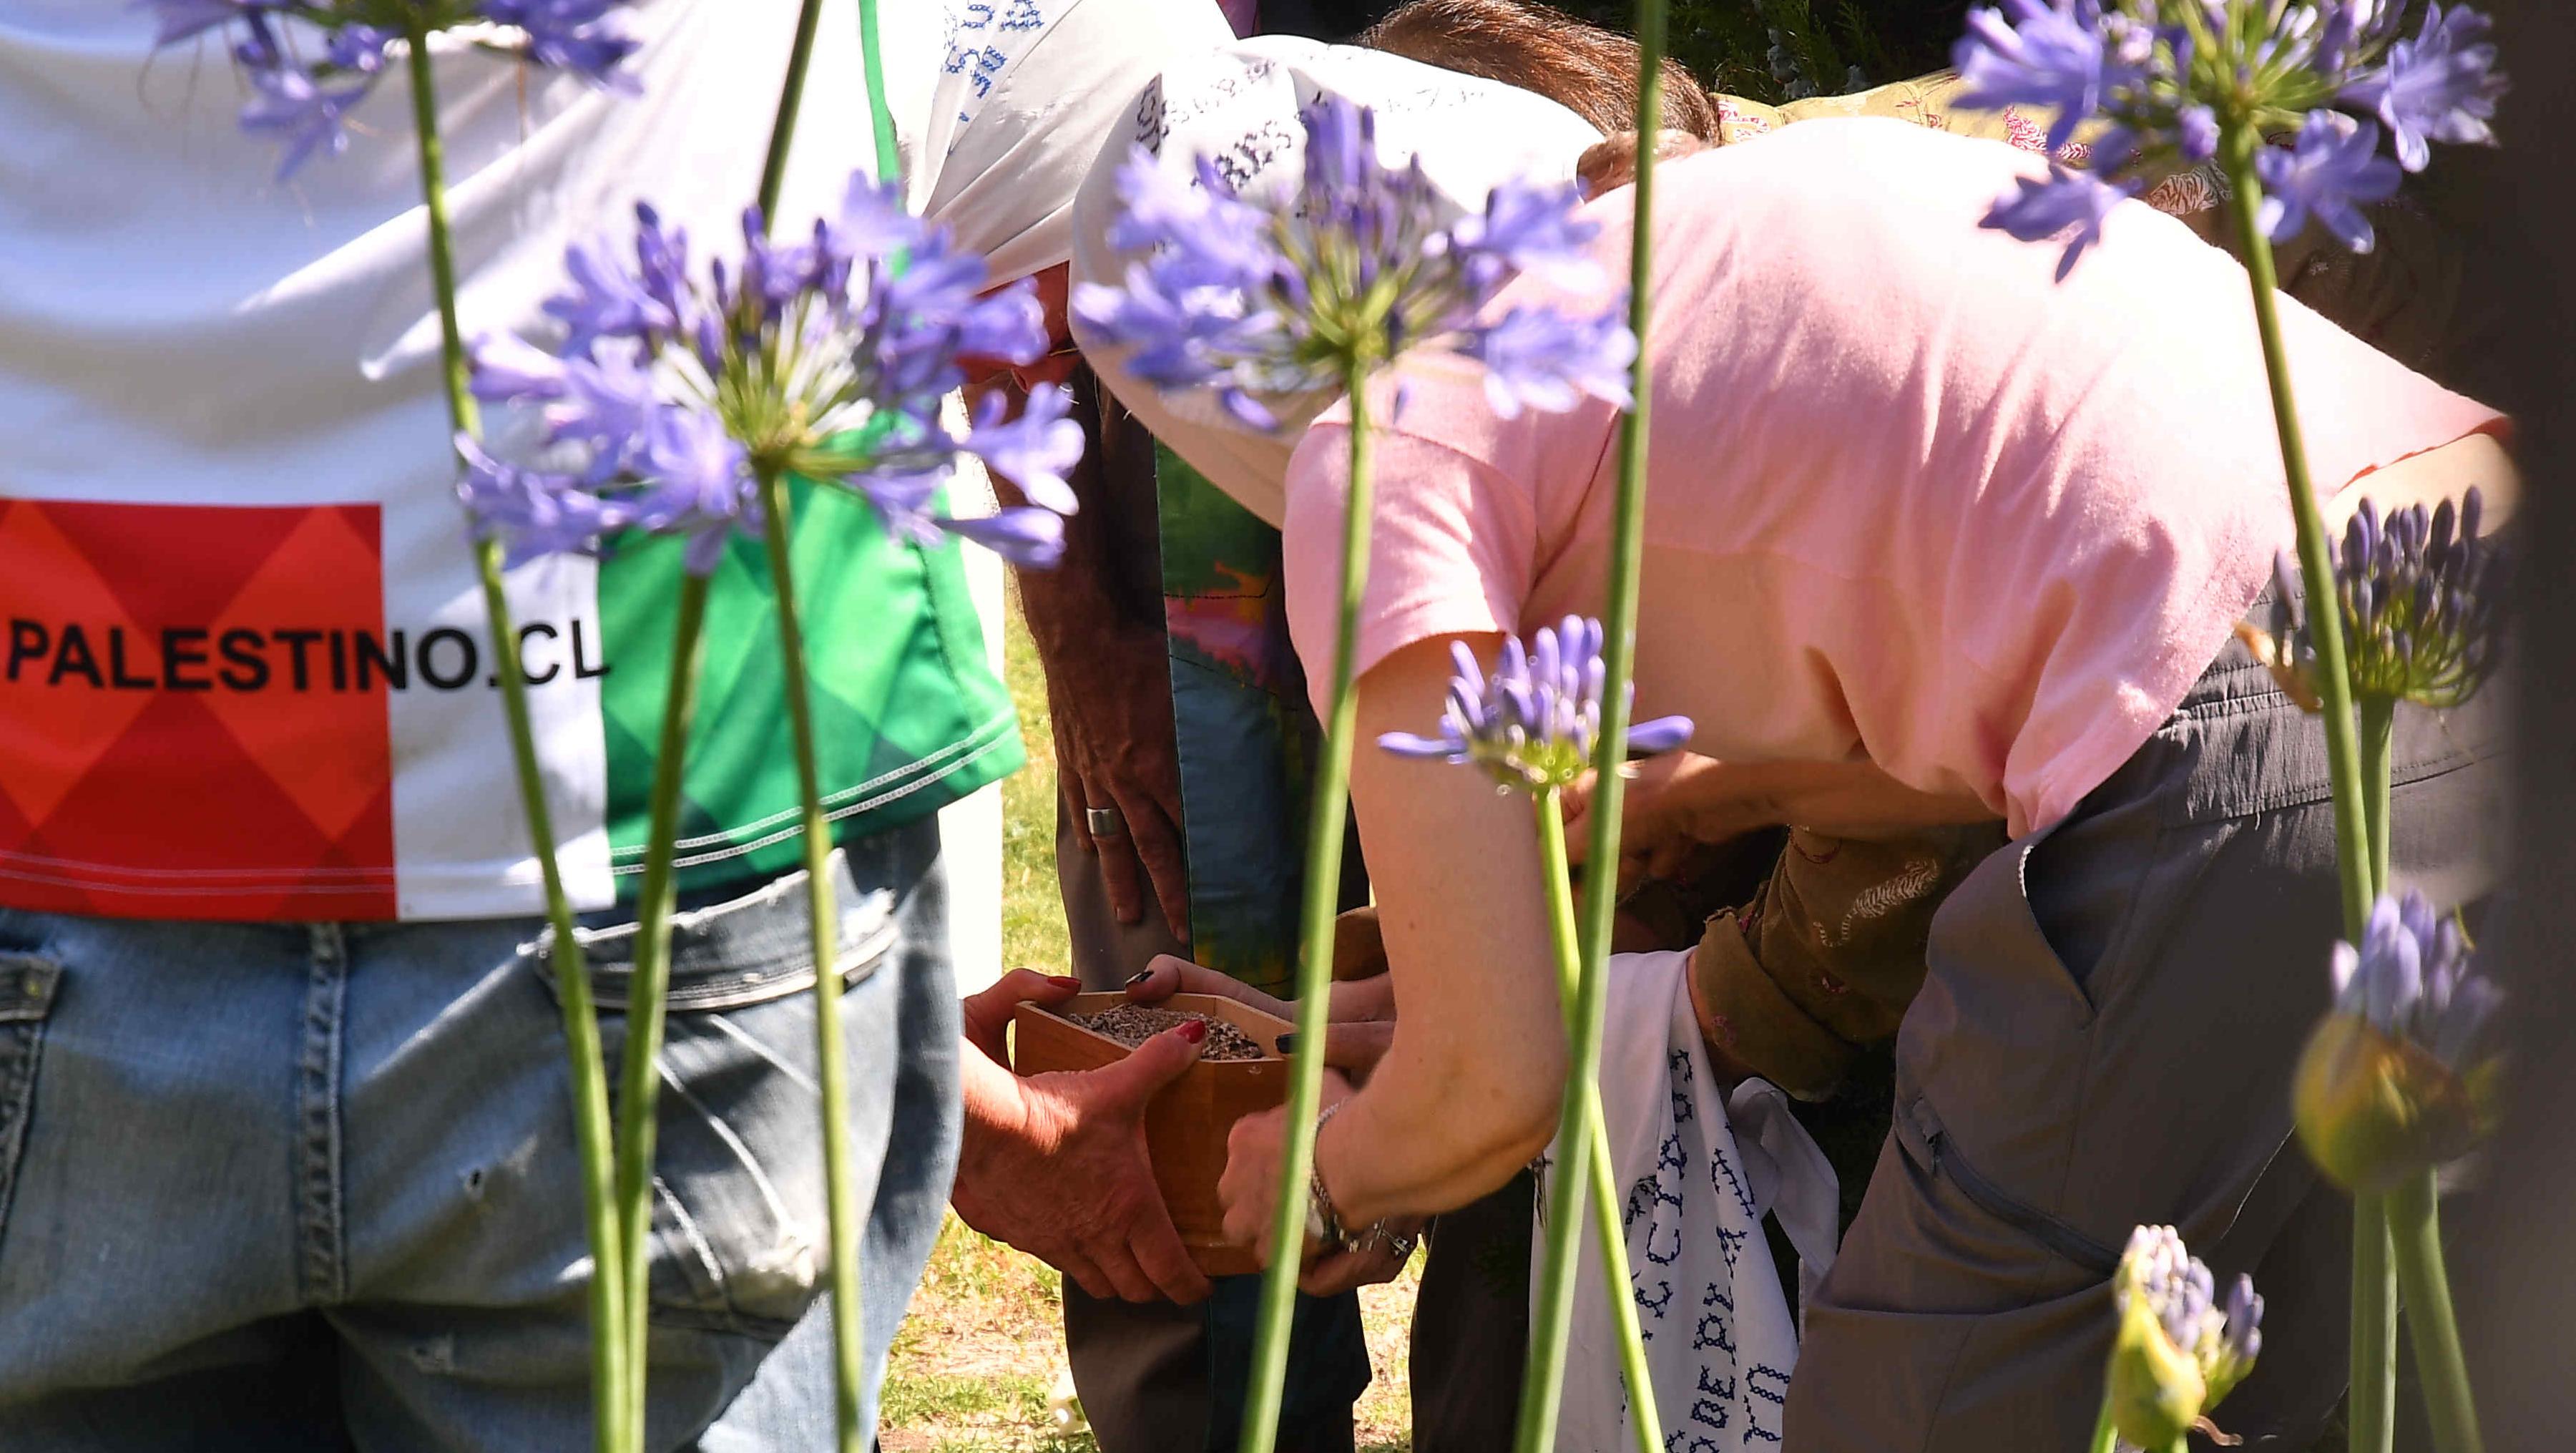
left=2293, top=890, right=2500, bottom=1192
left=1378, top=617, right=1692, bottom=794
left=2244, top=487, right=2504, bottom=712
left=2105, top=1226, right=2263, bottom=1447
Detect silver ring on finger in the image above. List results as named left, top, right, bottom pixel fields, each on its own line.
left=1085, top=805, right=1125, bottom=841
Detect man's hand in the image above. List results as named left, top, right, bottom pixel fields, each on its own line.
left=974, top=342, right=1193, bottom=942
left=1046, top=618, right=1191, bottom=940
left=953, top=970, right=1215, bottom=1303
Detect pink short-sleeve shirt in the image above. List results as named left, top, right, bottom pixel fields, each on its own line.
left=1279, top=119, right=2501, bottom=838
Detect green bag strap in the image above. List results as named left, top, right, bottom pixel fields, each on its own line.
left=858, top=0, right=901, bottom=186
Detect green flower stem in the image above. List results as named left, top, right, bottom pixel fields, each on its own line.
left=2220, top=128, right=2397, bottom=1453
left=2346, top=693, right=2403, bottom=1453
left=2359, top=695, right=2396, bottom=895
left=756, top=0, right=831, bottom=222
left=403, top=27, right=629, bottom=1450
left=1534, top=794, right=1663, bottom=1453
left=2085, top=1395, right=2117, bottom=1453
left=608, top=569, right=712, bottom=1437
left=755, top=468, right=868, bottom=1452
left=1238, top=358, right=1376, bottom=1453
left=746, top=9, right=868, bottom=1447
left=2389, top=1167, right=2484, bottom=1453
left=2218, top=127, right=2373, bottom=946
left=1513, top=2, right=1666, bottom=1449
left=2352, top=1192, right=2398, bottom=1453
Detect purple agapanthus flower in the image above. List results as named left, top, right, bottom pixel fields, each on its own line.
left=140, top=0, right=248, bottom=46
left=2256, top=111, right=2402, bottom=249
left=481, top=0, right=643, bottom=88
left=452, top=436, right=633, bottom=567
left=136, top=0, right=642, bottom=177
left=464, top=177, right=1082, bottom=574
left=1471, top=306, right=1638, bottom=419
left=1074, top=96, right=1634, bottom=432
left=237, top=64, right=369, bottom=180
left=2263, top=485, right=2502, bottom=710
left=627, top=406, right=755, bottom=574
left=1952, top=0, right=2137, bottom=155
left=2330, top=890, right=2499, bottom=1073
left=1949, top=1, right=2508, bottom=271
left=1378, top=617, right=1692, bottom=794
left=1981, top=165, right=2140, bottom=279
left=2341, top=3, right=2506, bottom=172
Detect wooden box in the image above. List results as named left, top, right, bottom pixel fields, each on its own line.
left=1012, top=992, right=1294, bottom=1277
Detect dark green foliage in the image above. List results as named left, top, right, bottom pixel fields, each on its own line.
left=1287, top=1, right=1965, bottom=105
left=1551, top=0, right=1969, bottom=102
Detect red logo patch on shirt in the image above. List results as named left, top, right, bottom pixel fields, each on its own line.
left=0, top=498, right=398, bottom=919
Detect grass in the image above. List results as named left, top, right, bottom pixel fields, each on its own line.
left=883, top=591, right=1423, bottom=1452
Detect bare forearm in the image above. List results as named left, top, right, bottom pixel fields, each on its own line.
left=1314, top=636, right=1576, bottom=1225
left=1321, top=1027, right=1562, bottom=1225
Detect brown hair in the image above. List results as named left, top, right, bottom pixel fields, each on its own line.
left=1359, top=0, right=1719, bottom=141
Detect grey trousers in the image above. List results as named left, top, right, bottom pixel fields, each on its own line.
left=1783, top=628, right=2505, bottom=1451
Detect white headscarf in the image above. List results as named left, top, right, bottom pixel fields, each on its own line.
left=1067, top=36, right=1605, bottom=527
left=873, top=0, right=1238, bottom=287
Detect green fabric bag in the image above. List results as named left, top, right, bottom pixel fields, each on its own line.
left=596, top=476, right=1022, bottom=899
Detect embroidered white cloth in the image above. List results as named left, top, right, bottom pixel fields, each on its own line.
left=909, top=0, right=1234, bottom=285
left=1537, top=948, right=1842, bottom=1451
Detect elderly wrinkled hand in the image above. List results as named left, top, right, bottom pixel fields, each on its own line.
left=951, top=969, right=1214, bottom=1304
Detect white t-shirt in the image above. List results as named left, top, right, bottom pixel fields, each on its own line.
left=0, top=1, right=934, bottom=921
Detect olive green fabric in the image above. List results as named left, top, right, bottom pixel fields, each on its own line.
left=1688, top=824, right=2009, bottom=1100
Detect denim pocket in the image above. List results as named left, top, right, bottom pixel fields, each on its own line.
left=529, top=838, right=920, bottom=1336
left=0, top=954, right=62, bottom=1266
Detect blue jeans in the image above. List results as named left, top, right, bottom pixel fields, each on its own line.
left=0, top=817, right=961, bottom=1451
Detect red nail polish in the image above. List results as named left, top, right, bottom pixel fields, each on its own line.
left=1049, top=974, right=1082, bottom=989
left=1177, top=1019, right=1208, bottom=1045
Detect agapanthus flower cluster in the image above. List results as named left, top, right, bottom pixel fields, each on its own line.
left=1073, top=97, right=1636, bottom=429
left=1378, top=617, right=1693, bottom=794
left=2252, top=486, right=2504, bottom=712
left=2294, top=889, right=2501, bottom=1191
left=463, top=178, right=1082, bottom=574
left=1953, top=1, right=2506, bottom=273
left=141, top=1, right=642, bottom=178
left=2105, top=1225, right=2263, bottom=1448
